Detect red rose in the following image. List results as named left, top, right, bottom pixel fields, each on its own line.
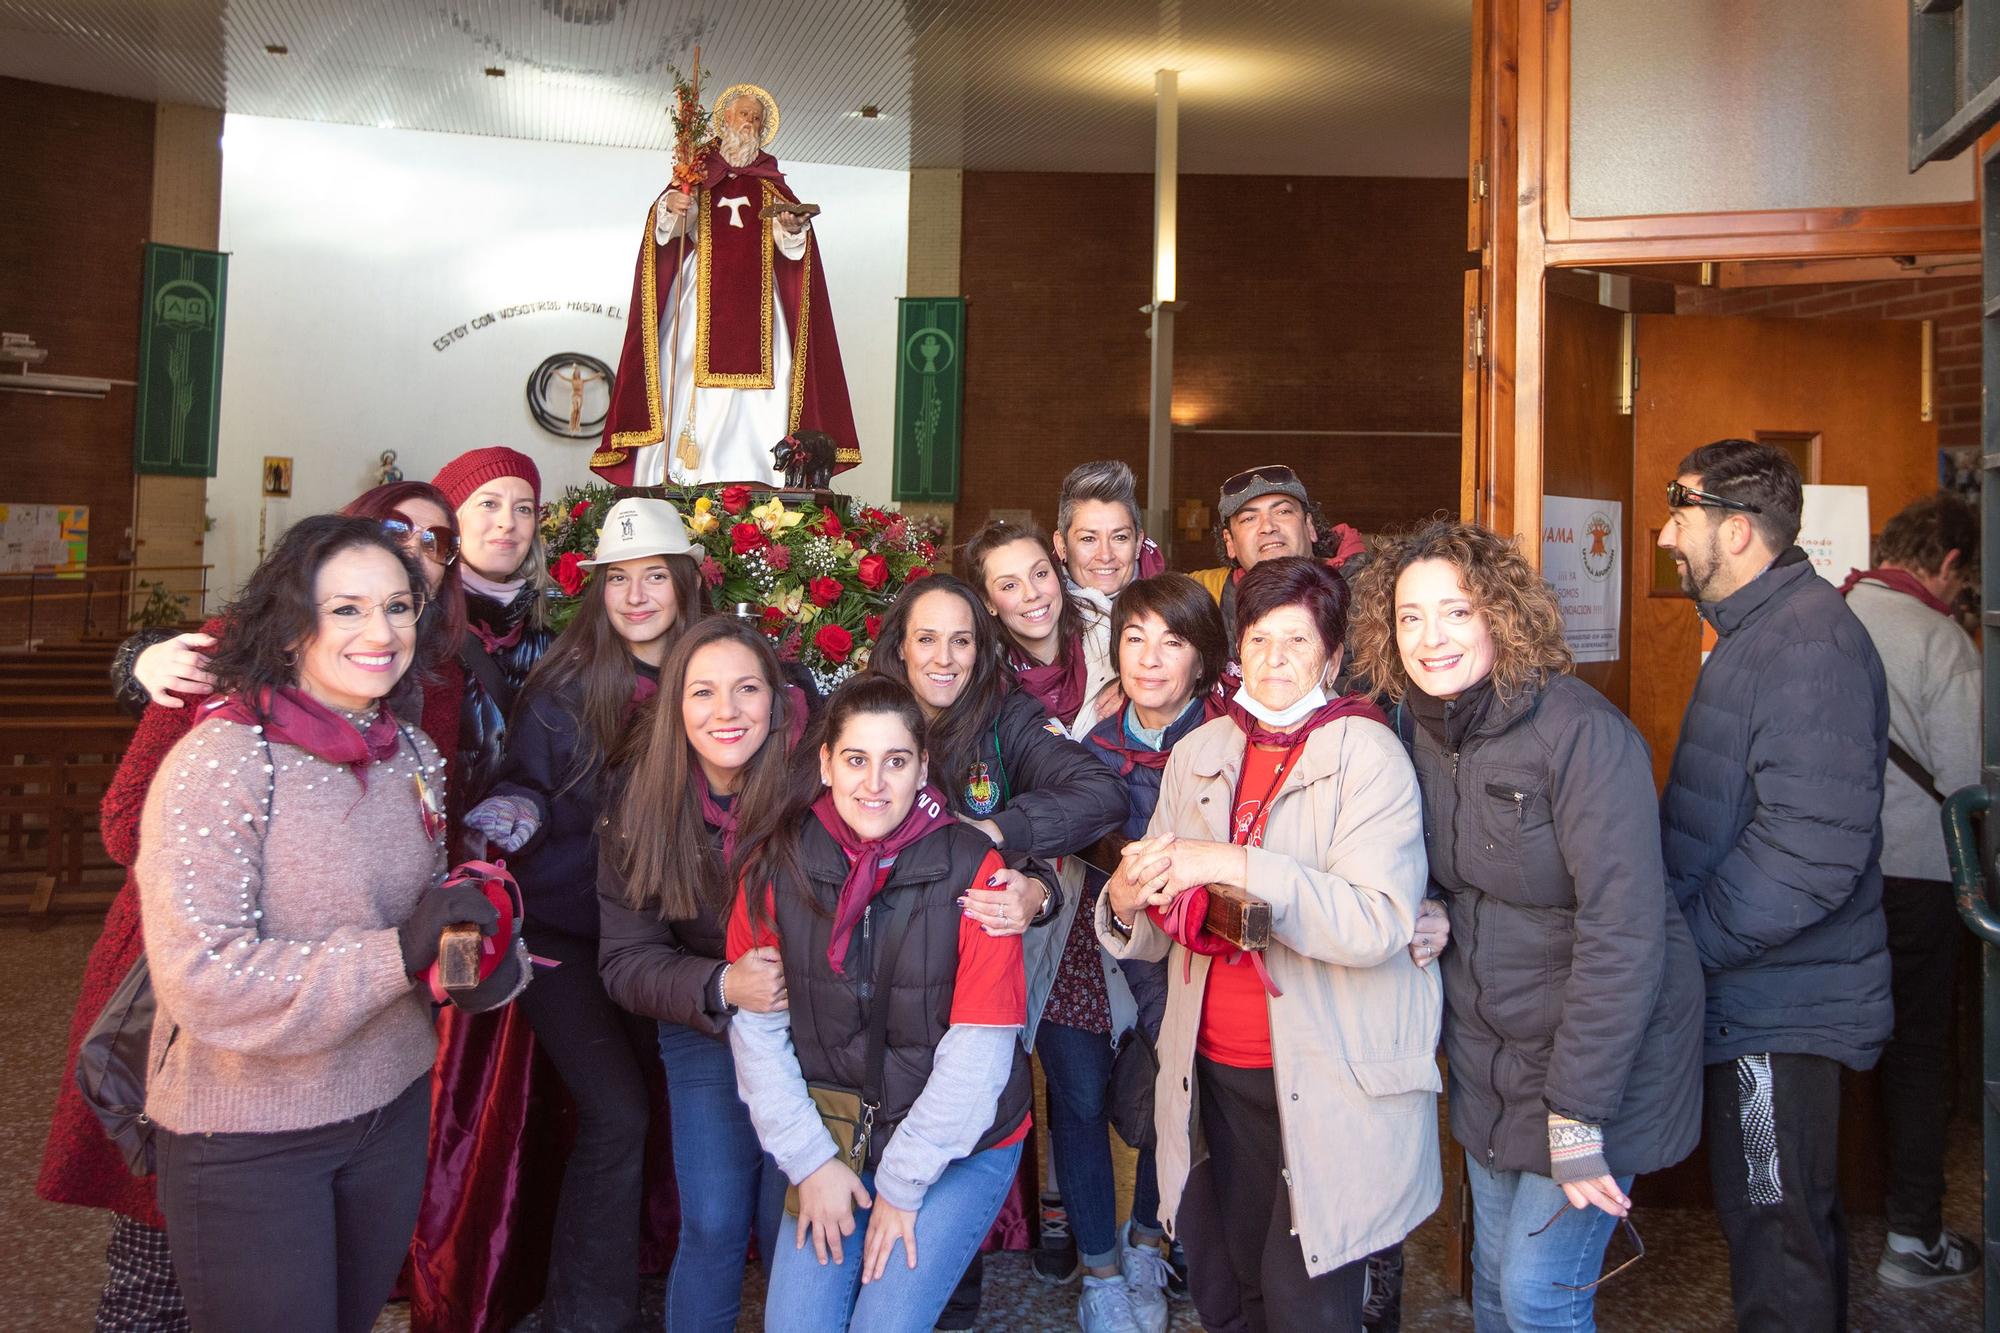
left=759, top=606, right=786, bottom=636
left=818, top=510, right=843, bottom=538
left=864, top=614, right=882, bottom=641
left=906, top=565, right=933, bottom=583
left=856, top=553, right=889, bottom=590
left=570, top=500, right=589, bottom=521
left=814, top=623, right=854, bottom=664
left=809, top=576, right=843, bottom=607
left=698, top=556, right=724, bottom=587
left=730, top=521, right=766, bottom=555
left=552, top=551, right=587, bottom=596
left=720, top=485, right=752, bottom=515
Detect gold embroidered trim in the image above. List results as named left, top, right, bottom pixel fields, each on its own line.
left=787, top=234, right=812, bottom=432
left=606, top=199, right=668, bottom=454
left=695, top=181, right=776, bottom=389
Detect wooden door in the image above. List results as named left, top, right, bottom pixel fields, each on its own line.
left=1629, top=312, right=1937, bottom=1211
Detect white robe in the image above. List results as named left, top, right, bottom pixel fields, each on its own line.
left=624, top=198, right=810, bottom=487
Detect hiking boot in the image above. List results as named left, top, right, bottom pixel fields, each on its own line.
left=1078, top=1274, right=1142, bottom=1333
left=1119, top=1222, right=1172, bottom=1333
left=1034, top=1194, right=1079, bottom=1285
left=1877, top=1228, right=1978, bottom=1290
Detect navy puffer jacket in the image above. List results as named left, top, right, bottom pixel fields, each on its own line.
left=1661, top=546, right=1892, bottom=1069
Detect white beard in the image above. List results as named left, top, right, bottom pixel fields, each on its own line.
left=718, top=123, right=760, bottom=167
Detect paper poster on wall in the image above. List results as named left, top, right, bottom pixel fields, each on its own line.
left=0, top=503, right=89, bottom=577
left=1797, top=485, right=1870, bottom=588
left=1542, top=495, right=1622, bottom=664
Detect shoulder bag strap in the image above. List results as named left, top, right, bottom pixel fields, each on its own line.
left=1887, top=738, right=1948, bottom=805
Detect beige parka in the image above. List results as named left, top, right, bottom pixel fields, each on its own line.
left=1095, top=712, right=1442, bottom=1277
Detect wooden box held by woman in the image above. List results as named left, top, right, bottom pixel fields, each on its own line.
left=1097, top=556, right=1441, bottom=1333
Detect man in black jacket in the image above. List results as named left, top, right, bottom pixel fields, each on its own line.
left=1657, top=440, right=1892, bottom=1331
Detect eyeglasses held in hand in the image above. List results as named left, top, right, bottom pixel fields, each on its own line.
left=318, top=593, right=427, bottom=629
left=1220, top=465, right=1302, bottom=497
left=1666, top=480, right=1762, bottom=514
left=381, top=517, right=461, bottom=565
left=1529, top=1203, right=1645, bottom=1291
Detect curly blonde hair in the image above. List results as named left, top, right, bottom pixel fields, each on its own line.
left=1348, top=519, right=1572, bottom=703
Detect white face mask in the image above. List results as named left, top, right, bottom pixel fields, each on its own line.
left=1231, top=681, right=1328, bottom=729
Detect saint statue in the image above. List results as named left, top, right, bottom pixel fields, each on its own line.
left=593, top=84, right=861, bottom=488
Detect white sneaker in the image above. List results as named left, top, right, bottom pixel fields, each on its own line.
left=1079, top=1274, right=1143, bottom=1333
left=1119, top=1223, right=1172, bottom=1333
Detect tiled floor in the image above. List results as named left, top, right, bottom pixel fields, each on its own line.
left=7, top=916, right=1986, bottom=1331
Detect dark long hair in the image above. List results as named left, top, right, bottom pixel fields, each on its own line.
left=204, top=515, right=426, bottom=712
left=866, top=574, right=1012, bottom=811
left=736, top=674, right=930, bottom=933
left=342, top=481, right=467, bottom=664
left=519, top=551, right=701, bottom=793
left=959, top=519, right=1088, bottom=665
left=613, top=617, right=807, bottom=922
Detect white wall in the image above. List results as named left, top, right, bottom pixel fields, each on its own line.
left=213, top=114, right=908, bottom=597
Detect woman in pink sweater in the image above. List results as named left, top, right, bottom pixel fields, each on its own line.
left=136, top=515, right=523, bottom=1333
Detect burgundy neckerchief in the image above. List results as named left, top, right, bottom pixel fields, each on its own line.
left=203, top=687, right=402, bottom=789
left=1837, top=566, right=1954, bottom=618
left=630, top=673, right=660, bottom=708
left=1220, top=690, right=1387, bottom=746
left=698, top=771, right=740, bottom=862
left=814, top=785, right=954, bottom=977
left=1089, top=697, right=1217, bottom=775
left=1009, top=638, right=1088, bottom=728
left=468, top=618, right=524, bottom=656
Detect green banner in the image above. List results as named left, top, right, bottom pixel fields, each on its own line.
left=134, top=243, right=228, bottom=477
left=892, top=297, right=965, bottom=501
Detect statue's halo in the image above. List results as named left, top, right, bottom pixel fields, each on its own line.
left=712, top=84, right=780, bottom=148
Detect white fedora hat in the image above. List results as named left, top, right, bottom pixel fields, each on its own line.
left=581, top=498, right=696, bottom=565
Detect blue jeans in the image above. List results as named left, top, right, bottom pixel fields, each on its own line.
left=658, top=1021, right=787, bottom=1333
left=1465, top=1153, right=1633, bottom=1332
left=1036, top=1019, right=1161, bottom=1266
left=762, top=1141, right=1022, bottom=1333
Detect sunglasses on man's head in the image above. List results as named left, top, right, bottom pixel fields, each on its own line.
left=1666, top=480, right=1762, bottom=515
left=1221, top=465, right=1302, bottom=498
left=382, top=517, right=460, bottom=564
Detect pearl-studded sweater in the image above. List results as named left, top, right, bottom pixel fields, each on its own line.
left=136, top=711, right=447, bottom=1135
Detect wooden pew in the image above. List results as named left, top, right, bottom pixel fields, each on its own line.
left=0, top=716, right=136, bottom=916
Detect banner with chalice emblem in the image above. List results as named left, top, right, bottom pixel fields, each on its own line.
left=134, top=243, right=228, bottom=477
left=893, top=298, right=964, bottom=502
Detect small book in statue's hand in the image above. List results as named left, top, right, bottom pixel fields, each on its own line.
left=761, top=201, right=821, bottom=220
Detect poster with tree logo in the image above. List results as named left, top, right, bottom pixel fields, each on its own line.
left=134, top=243, right=228, bottom=477
left=1542, top=495, right=1622, bottom=663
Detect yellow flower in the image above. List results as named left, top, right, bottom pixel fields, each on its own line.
left=752, top=497, right=803, bottom=535
left=686, top=509, right=717, bottom=536
left=832, top=538, right=855, bottom=558
left=851, top=645, right=871, bottom=672
left=796, top=602, right=820, bottom=624
left=693, top=495, right=713, bottom=514
left=770, top=587, right=804, bottom=618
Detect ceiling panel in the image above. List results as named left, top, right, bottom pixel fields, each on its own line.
left=0, top=0, right=1470, bottom=175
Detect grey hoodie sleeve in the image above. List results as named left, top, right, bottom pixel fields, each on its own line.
left=728, top=1008, right=839, bottom=1185
left=871, top=1023, right=1020, bottom=1211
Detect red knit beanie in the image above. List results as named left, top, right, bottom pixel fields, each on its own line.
left=433, top=447, right=542, bottom=513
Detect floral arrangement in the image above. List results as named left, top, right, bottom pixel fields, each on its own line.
left=666, top=64, right=713, bottom=195
left=540, top=484, right=941, bottom=692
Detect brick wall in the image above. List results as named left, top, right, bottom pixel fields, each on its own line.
left=0, top=77, right=156, bottom=643
left=1676, top=275, right=1983, bottom=452
left=955, top=172, right=1466, bottom=562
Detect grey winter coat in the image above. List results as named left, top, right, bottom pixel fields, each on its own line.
left=1408, top=674, right=1702, bottom=1179
left=1661, top=547, right=1892, bottom=1069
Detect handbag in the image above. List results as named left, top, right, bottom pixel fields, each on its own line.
left=1107, top=1024, right=1159, bottom=1151
left=785, top=893, right=916, bottom=1214
left=74, top=953, right=163, bottom=1176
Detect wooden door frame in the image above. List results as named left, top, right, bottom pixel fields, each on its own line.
left=1470, top=0, right=1983, bottom=561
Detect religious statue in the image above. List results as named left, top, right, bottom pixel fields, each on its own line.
left=555, top=361, right=605, bottom=436
left=377, top=450, right=403, bottom=485
left=592, top=82, right=861, bottom=488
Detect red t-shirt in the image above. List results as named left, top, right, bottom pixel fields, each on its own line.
left=1188, top=742, right=1293, bottom=1069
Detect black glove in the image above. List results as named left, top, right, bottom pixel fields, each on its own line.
left=448, top=942, right=527, bottom=1013
left=397, top=882, right=501, bottom=975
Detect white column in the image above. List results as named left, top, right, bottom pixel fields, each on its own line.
left=1146, top=69, right=1179, bottom=542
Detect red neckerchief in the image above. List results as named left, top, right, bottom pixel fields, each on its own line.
left=1837, top=566, right=1954, bottom=618
left=1089, top=698, right=1217, bottom=774
left=814, top=785, right=954, bottom=977
left=1009, top=638, right=1088, bottom=728
left=203, top=687, right=402, bottom=789
left=698, top=771, right=740, bottom=862
left=1220, top=691, right=1387, bottom=746
left=468, top=618, right=524, bottom=656
left=630, top=674, right=660, bottom=707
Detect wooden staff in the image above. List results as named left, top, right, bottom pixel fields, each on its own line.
left=1204, top=883, right=1272, bottom=951
left=669, top=44, right=702, bottom=473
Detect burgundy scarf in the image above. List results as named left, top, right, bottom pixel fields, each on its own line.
left=204, top=687, right=402, bottom=789
left=1219, top=690, right=1387, bottom=746
left=698, top=772, right=740, bottom=862
left=469, top=619, right=524, bottom=656
left=1089, top=698, right=1220, bottom=775
left=1009, top=639, right=1088, bottom=728
left=1837, top=566, right=1954, bottom=618
left=814, top=785, right=954, bottom=976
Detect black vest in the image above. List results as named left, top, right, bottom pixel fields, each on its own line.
left=773, top=817, right=1033, bottom=1170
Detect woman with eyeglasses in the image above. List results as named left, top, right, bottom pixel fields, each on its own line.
left=1349, top=521, right=1701, bottom=1330
left=135, top=515, right=526, bottom=1332
left=40, top=482, right=470, bottom=1333
left=459, top=498, right=703, bottom=1331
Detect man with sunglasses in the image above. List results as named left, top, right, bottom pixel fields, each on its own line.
left=1192, top=466, right=1368, bottom=640
left=1657, top=439, right=1891, bottom=1331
